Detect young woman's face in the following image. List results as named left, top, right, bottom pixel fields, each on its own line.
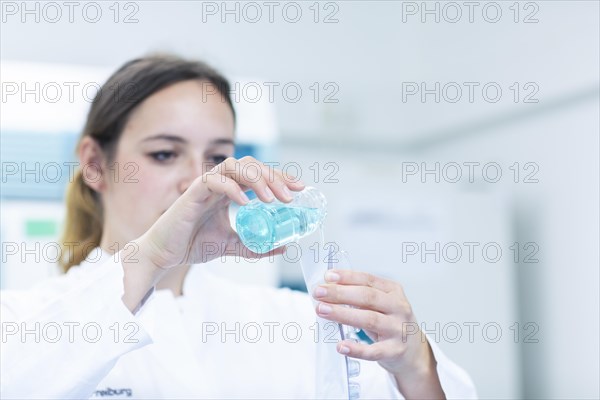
left=101, top=80, right=235, bottom=246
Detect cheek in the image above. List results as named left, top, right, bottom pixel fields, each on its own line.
left=107, top=158, right=173, bottom=208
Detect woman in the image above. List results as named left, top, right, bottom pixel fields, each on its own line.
left=0, top=55, right=476, bottom=399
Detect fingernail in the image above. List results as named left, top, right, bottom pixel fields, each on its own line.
left=325, top=270, right=340, bottom=282
left=318, top=303, right=332, bottom=315
left=282, top=185, right=293, bottom=200
left=338, top=345, right=350, bottom=354
left=314, top=286, right=327, bottom=298
left=264, top=186, right=275, bottom=201
left=239, top=191, right=250, bottom=204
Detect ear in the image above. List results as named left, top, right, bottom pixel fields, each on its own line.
left=78, top=136, right=108, bottom=193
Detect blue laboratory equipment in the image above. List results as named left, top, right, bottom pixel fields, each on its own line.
left=235, top=187, right=327, bottom=254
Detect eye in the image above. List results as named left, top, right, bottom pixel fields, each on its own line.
left=209, top=154, right=228, bottom=165
left=148, top=151, right=177, bottom=162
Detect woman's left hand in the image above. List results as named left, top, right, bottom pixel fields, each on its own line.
left=312, top=269, right=446, bottom=399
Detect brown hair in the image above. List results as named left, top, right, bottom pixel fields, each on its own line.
left=59, top=54, right=235, bottom=272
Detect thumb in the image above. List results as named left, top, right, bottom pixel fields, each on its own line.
left=226, top=236, right=287, bottom=260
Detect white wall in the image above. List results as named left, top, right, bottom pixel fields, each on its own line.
left=420, top=97, right=600, bottom=399
left=1, top=1, right=598, bottom=145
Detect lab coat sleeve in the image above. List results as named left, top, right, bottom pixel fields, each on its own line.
left=359, top=335, right=478, bottom=399
left=0, top=252, right=153, bottom=399
left=427, top=337, right=478, bottom=399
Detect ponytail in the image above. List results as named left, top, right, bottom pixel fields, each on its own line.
left=59, top=170, right=103, bottom=272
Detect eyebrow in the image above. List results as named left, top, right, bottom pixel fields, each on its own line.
left=210, top=138, right=235, bottom=146
left=142, top=134, right=234, bottom=146
left=142, top=134, right=187, bottom=144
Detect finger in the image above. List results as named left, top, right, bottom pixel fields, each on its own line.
left=324, top=269, right=400, bottom=294
left=242, top=157, right=303, bottom=202
left=239, top=171, right=304, bottom=203
left=217, top=157, right=293, bottom=203
left=248, top=245, right=287, bottom=259
left=214, top=157, right=274, bottom=203
left=197, top=172, right=249, bottom=206
left=315, top=302, right=394, bottom=336
left=227, top=236, right=287, bottom=259
left=312, top=284, right=396, bottom=314
left=336, top=340, right=393, bottom=362
left=272, top=169, right=305, bottom=191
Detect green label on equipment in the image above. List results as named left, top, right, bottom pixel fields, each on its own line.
left=25, top=220, right=57, bottom=237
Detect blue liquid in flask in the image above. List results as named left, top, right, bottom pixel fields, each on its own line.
left=235, top=187, right=327, bottom=254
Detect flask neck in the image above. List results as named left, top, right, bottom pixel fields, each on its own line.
left=294, top=186, right=327, bottom=221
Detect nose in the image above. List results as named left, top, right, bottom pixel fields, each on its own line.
left=178, top=157, right=205, bottom=194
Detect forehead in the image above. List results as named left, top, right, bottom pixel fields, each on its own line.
left=121, top=80, right=235, bottom=145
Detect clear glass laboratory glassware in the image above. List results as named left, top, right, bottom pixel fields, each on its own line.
left=327, top=248, right=361, bottom=400
left=235, top=186, right=327, bottom=254
left=298, top=243, right=355, bottom=399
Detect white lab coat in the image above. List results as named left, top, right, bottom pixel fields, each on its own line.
left=0, top=248, right=477, bottom=399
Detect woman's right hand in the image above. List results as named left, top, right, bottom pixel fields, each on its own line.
left=120, top=157, right=304, bottom=311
